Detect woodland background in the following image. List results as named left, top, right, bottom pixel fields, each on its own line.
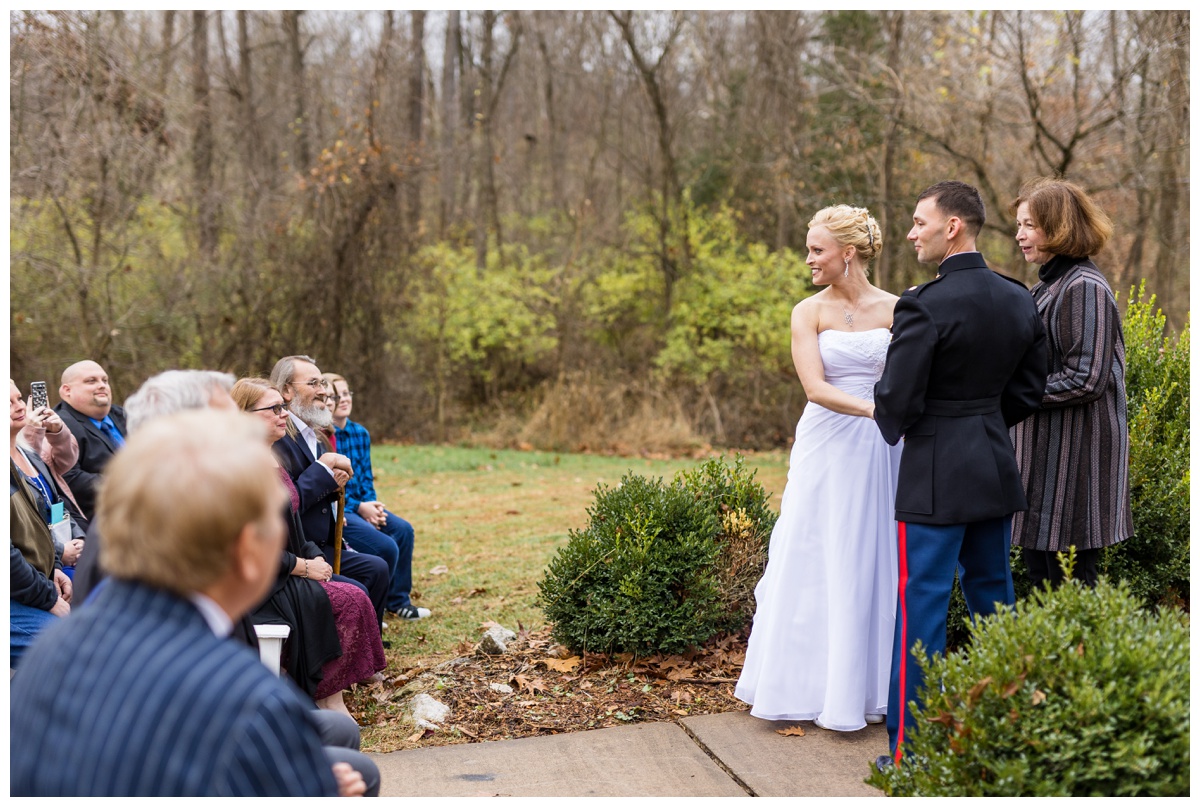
left=9, top=10, right=1190, bottom=450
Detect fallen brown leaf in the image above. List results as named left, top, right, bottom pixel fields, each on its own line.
left=775, top=725, right=806, bottom=737
left=543, top=657, right=581, bottom=673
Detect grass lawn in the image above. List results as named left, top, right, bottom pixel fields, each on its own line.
left=370, top=443, right=789, bottom=676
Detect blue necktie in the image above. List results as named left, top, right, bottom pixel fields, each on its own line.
left=100, top=419, right=125, bottom=448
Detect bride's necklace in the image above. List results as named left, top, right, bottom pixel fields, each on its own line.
left=839, top=296, right=863, bottom=329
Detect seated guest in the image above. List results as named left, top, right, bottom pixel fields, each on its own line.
left=17, top=383, right=87, bottom=529
left=71, top=370, right=237, bottom=603
left=53, top=360, right=126, bottom=520
left=10, top=410, right=365, bottom=796
left=233, top=378, right=386, bottom=718
left=10, top=459, right=72, bottom=668
left=10, top=381, right=87, bottom=578
left=269, top=355, right=389, bottom=625
left=65, top=369, right=380, bottom=792
left=325, top=372, right=430, bottom=621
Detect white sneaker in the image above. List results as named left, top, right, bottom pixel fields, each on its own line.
left=394, top=605, right=432, bottom=620
left=865, top=714, right=886, bottom=724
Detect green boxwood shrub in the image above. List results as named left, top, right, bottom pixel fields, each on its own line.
left=537, top=455, right=775, bottom=655
left=1103, top=283, right=1190, bottom=609
left=868, top=573, right=1190, bottom=796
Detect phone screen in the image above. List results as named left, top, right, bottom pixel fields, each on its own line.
left=30, top=381, right=48, bottom=412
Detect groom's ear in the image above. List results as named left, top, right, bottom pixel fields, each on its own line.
left=945, top=216, right=962, bottom=240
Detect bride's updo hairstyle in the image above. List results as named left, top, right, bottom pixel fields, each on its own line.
left=808, top=205, right=883, bottom=266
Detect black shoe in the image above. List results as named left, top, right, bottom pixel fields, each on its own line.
left=875, top=755, right=894, bottom=773
left=392, top=604, right=432, bottom=620
left=381, top=640, right=392, bottom=649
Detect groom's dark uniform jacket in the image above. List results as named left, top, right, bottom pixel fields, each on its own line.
left=874, top=251, right=1047, bottom=524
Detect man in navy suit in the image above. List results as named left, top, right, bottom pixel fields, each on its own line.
left=270, top=355, right=389, bottom=624
left=53, top=360, right=127, bottom=520
left=873, top=181, right=1047, bottom=766
left=10, top=410, right=366, bottom=796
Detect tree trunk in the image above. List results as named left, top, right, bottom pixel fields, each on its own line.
left=191, top=11, right=217, bottom=261
left=877, top=11, right=904, bottom=292
left=439, top=10, right=460, bottom=238
left=407, top=10, right=426, bottom=247
left=283, top=10, right=310, bottom=172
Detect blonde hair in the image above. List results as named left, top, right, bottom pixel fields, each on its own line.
left=1010, top=177, right=1113, bottom=258
left=808, top=205, right=883, bottom=264
left=230, top=377, right=275, bottom=412
left=321, top=372, right=347, bottom=392
left=97, top=409, right=282, bottom=595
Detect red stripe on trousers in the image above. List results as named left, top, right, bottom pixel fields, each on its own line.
left=895, top=521, right=908, bottom=764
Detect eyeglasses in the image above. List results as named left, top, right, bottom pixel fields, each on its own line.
left=251, top=403, right=288, bottom=416
left=330, top=390, right=353, bottom=401
left=295, top=378, right=329, bottom=390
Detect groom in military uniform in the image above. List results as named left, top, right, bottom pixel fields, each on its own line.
left=873, top=180, right=1047, bottom=765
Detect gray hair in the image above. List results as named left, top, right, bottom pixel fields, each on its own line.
left=269, top=355, right=318, bottom=394
left=124, top=370, right=237, bottom=433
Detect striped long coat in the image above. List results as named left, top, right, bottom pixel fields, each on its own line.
left=1011, top=257, right=1133, bottom=552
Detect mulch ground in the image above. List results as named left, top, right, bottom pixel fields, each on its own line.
left=347, top=624, right=753, bottom=753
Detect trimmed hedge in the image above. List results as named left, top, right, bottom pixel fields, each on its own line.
left=868, top=570, right=1190, bottom=796
left=537, top=455, right=775, bottom=655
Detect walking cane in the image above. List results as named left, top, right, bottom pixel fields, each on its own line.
left=333, top=487, right=346, bottom=576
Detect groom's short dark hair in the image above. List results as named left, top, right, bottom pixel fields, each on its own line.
left=918, top=181, right=986, bottom=237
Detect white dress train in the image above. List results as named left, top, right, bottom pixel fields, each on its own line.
left=734, top=328, right=902, bottom=731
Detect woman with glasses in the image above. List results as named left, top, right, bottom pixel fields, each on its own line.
left=232, top=378, right=386, bottom=719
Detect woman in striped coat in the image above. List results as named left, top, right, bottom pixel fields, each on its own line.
left=1009, top=177, right=1133, bottom=587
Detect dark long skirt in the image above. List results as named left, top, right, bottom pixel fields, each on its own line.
left=250, top=575, right=342, bottom=699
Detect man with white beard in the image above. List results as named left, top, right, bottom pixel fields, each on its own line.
left=270, top=355, right=389, bottom=626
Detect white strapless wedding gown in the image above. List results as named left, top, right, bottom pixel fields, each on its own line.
left=735, top=328, right=902, bottom=730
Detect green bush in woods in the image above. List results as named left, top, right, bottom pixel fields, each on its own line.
left=538, top=455, right=776, bottom=655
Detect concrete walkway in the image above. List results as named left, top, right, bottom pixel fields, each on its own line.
left=370, top=711, right=888, bottom=797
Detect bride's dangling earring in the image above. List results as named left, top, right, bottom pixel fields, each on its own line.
left=843, top=257, right=850, bottom=278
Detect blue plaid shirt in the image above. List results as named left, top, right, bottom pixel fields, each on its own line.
left=333, top=419, right=376, bottom=514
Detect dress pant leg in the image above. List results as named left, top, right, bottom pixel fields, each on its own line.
left=380, top=511, right=415, bottom=612
left=887, top=521, right=964, bottom=761
left=957, top=516, right=1015, bottom=617
left=311, top=709, right=361, bottom=749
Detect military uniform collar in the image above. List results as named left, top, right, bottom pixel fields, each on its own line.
left=936, top=251, right=988, bottom=276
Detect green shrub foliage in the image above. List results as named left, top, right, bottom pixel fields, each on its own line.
left=538, top=455, right=775, bottom=655
left=868, top=573, right=1190, bottom=796
left=1103, top=284, right=1190, bottom=609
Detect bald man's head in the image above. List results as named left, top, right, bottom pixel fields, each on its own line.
left=59, top=360, right=112, bottom=420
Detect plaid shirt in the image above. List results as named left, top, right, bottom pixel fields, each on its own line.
left=333, top=419, right=376, bottom=514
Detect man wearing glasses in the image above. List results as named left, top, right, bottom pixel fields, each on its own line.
left=270, top=355, right=389, bottom=626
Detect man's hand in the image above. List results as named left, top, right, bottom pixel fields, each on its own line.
left=357, top=501, right=387, bottom=528
left=318, top=453, right=354, bottom=476
left=53, top=568, right=73, bottom=603
left=49, top=597, right=71, bottom=618
left=331, top=761, right=367, bottom=797
left=61, top=538, right=84, bottom=566
left=332, top=469, right=350, bottom=489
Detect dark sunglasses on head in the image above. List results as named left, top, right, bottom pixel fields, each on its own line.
left=251, top=403, right=288, bottom=416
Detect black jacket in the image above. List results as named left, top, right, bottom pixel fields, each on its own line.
left=874, top=252, right=1047, bottom=524
left=53, top=401, right=128, bottom=520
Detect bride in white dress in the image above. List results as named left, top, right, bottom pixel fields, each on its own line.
left=735, top=205, right=902, bottom=732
